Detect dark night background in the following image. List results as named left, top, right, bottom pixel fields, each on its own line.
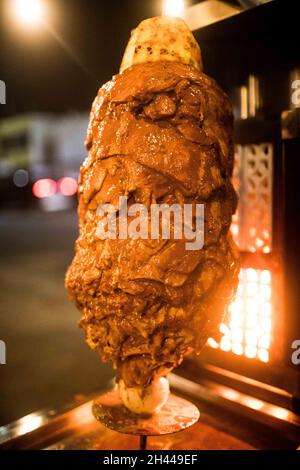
left=1, top=0, right=298, bottom=121
left=0, top=0, right=202, bottom=119
left=0, top=0, right=203, bottom=427
left=0, top=0, right=299, bottom=429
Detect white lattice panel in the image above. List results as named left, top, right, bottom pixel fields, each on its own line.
left=231, top=145, right=242, bottom=246
left=232, top=143, right=273, bottom=253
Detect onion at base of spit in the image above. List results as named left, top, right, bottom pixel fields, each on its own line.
left=118, top=377, right=170, bottom=415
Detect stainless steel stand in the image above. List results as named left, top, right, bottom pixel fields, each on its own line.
left=92, top=390, right=200, bottom=450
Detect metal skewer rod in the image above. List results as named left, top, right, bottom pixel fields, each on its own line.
left=139, top=435, right=147, bottom=450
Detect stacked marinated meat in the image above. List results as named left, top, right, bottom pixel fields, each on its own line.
left=66, top=61, right=239, bottom=387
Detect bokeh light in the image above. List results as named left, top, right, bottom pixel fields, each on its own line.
left=57, top=177, right=78, bottom=197
left=32, top=179, right=56, bottom=198
left=13, top=169, right=29, bottom=188
left=12, top=0, right=46, bottom=28
left=162, top=0, right=185, bottom=17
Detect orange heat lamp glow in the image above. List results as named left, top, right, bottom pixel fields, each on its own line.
left=208, top=268, right=272, bottom=363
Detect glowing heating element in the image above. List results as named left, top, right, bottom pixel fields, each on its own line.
left=208, top=268, right=272, bottom=363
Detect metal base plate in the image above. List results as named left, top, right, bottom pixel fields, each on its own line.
left=92, top=390, right=200, bottom=436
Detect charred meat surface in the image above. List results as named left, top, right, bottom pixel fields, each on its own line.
left=65, top=61, right=240, bottom=388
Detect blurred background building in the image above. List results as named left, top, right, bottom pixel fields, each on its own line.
left=0, top=112, right=87, bottom=210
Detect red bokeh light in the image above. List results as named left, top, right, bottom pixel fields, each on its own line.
left=58, top=177, right=78, bottom=196
left=32, top=179, right=56, bottom=199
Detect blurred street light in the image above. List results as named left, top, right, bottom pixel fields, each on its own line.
left=32, top=179, right=56, bottom=199
left=58, top=177, right=78, bottom=197
left=162, top=0, right=185, bottom=17
left=12, top=0, right=46, bottom=28
left=13, top=169, right=29, bottom=188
